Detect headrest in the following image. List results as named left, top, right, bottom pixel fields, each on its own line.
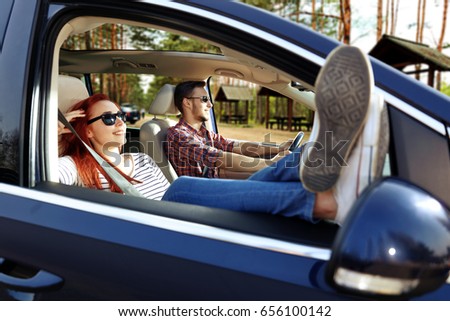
left=58, top=75, right=89, bottom=113
left=148, top=84, right=180, bottom=116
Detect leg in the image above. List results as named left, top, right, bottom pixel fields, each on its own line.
left=163, top=46, right=387, bottom=226
left=163, top=176, right=317, bottom=223
left=299, top=45, right=388, bottom=224
left=247, top=146, right=303, bottom=182
left=300, top=45, right=373, bottom=192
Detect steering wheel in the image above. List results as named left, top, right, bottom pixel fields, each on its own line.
left=288, top=131, right=304, bottom=152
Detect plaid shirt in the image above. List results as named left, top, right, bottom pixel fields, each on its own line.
left=166, top=118, right=235, bottom=178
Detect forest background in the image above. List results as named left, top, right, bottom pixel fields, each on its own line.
left=64, top=0, right=449, bottom=120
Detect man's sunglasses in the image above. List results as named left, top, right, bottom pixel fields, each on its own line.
left=87, top=112, right=126, bottom=126
left=186, top=96, right=211, bottom=103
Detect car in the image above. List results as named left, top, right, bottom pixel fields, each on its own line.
left=120, top=103, right=141, bottom=124
left=0, top=0, right=449, bottom=301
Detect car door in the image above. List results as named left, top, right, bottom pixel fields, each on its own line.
left=0, top=182, right=346, bottom=300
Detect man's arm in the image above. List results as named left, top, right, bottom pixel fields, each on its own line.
left=231, top=140, right=292, bottom=158
left=211, top=132, right=292, bottom=174
left=216, top=150, right=274, bottom=172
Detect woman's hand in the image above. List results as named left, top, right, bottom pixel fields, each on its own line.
left=58, top=110, right=85, bottom=135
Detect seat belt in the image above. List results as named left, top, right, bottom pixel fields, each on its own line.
left=58, top=110, right=143, bottom=197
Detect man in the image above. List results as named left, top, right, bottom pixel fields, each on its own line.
left=166, top=81, right=291, bottom=178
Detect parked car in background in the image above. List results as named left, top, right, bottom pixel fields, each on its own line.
left=120, top=103, right=141, bottom=124
left=0, top=0, right=448, bottom=300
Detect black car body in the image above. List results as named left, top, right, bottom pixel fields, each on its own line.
left=0, top=0, right=449, bottom=300
left=120, top=103, right=141, bottom=124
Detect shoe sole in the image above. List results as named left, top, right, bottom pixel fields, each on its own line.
left=301, top=46, right=373, bottom=192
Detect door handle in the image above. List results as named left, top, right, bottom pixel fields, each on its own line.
left=0, top=257, right=63, bottom=292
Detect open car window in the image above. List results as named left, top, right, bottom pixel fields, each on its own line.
left=47, top=11, right=396, bottom=252
left=46, top=15, right=345, bottom=247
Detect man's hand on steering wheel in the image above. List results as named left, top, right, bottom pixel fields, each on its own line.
left=278, top=139, right=293, bottom=152
left=271, top=149, right=291, bottom=163
left=288, top=131, right=305, bottom=152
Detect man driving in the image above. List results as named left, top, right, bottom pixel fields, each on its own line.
left=166, top=81, right=291, bottom=178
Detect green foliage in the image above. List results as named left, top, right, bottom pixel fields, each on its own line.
left=127, top=26, right=221, bottom=53
left=127, top=26, right=162, bottom=50
left=145, top=76, right=184, bottom=107
left=157, top=33, right=221, bottom=53
left=441, top=82, right=450, bottom=97
left=240, top=0, right=341, bottom=39
left=240, top=0, right=274, bottom=10
left=124, top=74, right=145, bottom=107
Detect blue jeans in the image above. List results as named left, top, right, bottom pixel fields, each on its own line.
left=162, top=148, right=317, bottom=222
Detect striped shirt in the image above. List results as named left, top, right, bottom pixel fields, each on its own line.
left=59, top=153, right=170, bottom=200
left=166, top=118, right=235, bottom=178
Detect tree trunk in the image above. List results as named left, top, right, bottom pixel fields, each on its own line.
left=296, top=0, right=301, bottom=23
left=438, top=0, right=448, bottom=52
left=99, top=25, right=103, bottom=50
left=377, top=0, right=383, bottom=40
left=340, top=0, right=351, bottom=44
left=84, top=30, right=91, bottom=50
left=312, top=0, right=317, bottom=30
left=98, top=25, right=104, bottom=93
left=393, top=0, right=400, bottom=34
left=319, top=0, right=324, bottom=32
left=437, top=0, right=448, bottom=90
left=419, top=0, right=427, bottom=42
left=416, top=0, right=427, bottom=80
left=416, top=0, right=422, bottom=42
left=111, top=24, right=117, bottom=102
left=385, top=0, right=390, bottom=34
left=415, top=0, right=427, bottom=43
left=390, top=0, right=395, bottom=34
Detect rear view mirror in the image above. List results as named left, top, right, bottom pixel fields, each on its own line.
left=326, top=178, right=450, bottom=299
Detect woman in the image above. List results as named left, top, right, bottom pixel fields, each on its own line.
left=59, top=93, right=170, bottom=200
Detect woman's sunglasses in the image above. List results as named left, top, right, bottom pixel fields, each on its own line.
left=87, top=112, right=126, bottom=126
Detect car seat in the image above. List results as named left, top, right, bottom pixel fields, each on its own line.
left=58, top=75, right=90, bottom=155
left=140, top=84, right=180, bottom=183
left=58, top=74, right=89, bottom=113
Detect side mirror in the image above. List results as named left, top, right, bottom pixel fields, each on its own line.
left=326, top=178, right=450, bottom=299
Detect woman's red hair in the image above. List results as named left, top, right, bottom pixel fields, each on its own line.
left=59, top=93, right=136, bottom=193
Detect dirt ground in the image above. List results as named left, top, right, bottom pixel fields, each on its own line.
left=217, top=122, right=310, bottom=144
left=135, top=116, right=310, bottom=144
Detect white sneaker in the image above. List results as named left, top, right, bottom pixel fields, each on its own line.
left=357, top=93, right=390, bottom=194
left=300, top=45, right=373, bottom=193
left=332, top=137, right=362, bottom=224
left=333, top=93, right=390, bottom=224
